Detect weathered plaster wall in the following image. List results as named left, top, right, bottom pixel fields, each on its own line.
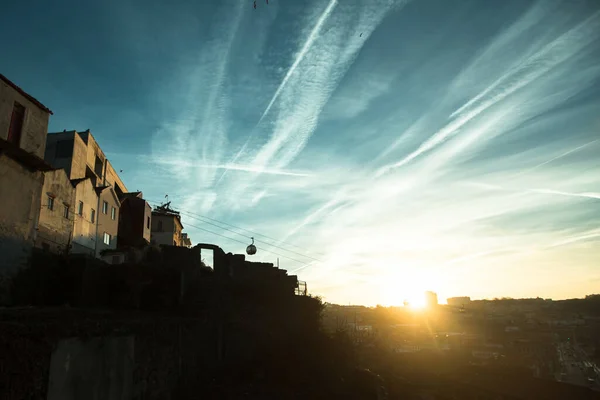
left=97, top=188, right=119, bottom=256
left=72, top=178, right=97, bottom=256
left=0, top=155, right=44, bottom=304
left=0, top=79, right=50, bottom=158
left=44, top=131, right=89, bottom=180
left=36, top=169, right=75, bottom=253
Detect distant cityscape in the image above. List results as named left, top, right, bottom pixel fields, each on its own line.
left=324, top=292, right=600, bottom=393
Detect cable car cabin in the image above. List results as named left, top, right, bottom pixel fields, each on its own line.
left=246, top=237, right=257, bottom=255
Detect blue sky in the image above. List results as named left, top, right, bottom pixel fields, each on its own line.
left=2, top=0, right=599, bottom=305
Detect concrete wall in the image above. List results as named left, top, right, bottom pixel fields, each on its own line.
left=0, top=155, right=44, bottom=304
left=72, top=178, right=98, bottom=256
left=47, top=336, right=134, bottom=400
left=77, top=130, right=106, bottom=180
left=97, top=188, right=119, bottom=256
left=0, top=78, right=50, bottom=158
left=45, top=131, right=88, bottom=180
left=105, top=160, right=128, bottom=195
left=35, top=169, right=76, bottom=253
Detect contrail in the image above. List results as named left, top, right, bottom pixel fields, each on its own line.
left=257, top=0, right=338, bottom=124
left=510, top=139, right=599, bottom=179
left=153, top=158, right=311, bottom=177
left=376, top=10, right=600, bottom=178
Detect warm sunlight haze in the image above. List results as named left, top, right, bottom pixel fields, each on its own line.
left=2, top=0, right=598, bottom=306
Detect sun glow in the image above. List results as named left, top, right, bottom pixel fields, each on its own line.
left=404, top=291, right=427, bottom=310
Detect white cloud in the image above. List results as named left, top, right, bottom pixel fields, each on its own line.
left=139, top=0, right=600, bottom=305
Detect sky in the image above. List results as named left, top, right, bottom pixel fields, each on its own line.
left=1, top=0, right=599, bottom=305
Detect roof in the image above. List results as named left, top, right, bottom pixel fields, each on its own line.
left=152, top=210, right=184, bottom=230
left=0, top=73, right=53, bottom=115
left=0, top=138, right=54, bottom=172
left=119, top=191, right=143, bottom=201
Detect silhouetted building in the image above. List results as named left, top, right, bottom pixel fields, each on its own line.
left=425, top=291, right=438, bottom=308
left=447, top=296, right=471, bottom=308
left=118, top=192, right=152, bottom=248
left=0, top=73, right=53, bottom=303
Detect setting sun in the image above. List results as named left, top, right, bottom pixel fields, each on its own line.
left=404, top=292, right=427, bottom=310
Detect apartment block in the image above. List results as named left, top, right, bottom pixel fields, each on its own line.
left=44, top=130, right=127, bottom=257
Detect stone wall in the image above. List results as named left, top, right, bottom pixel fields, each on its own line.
left=36, top=169, right=76, bottom=253
left=0, top=155, right=44, bottom=304
left=0, top=77, right=50, bottom=158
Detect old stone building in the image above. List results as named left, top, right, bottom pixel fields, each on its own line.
left=35, top=169, right=76, bottom=253
left=0, top=73, right=53, bottom=303
left=44, top=129, right=127, bottom=257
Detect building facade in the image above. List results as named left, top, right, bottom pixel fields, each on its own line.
left=96, top=186, right=120, bottom=256
left=0, top=73, right=53, bottom=303
left=71, top=178, right=97, bottom=256
left=151, top=203, right=184, bottom=247
left=35, top=169, right=76, bottom=253
left=44, top=130, right=127, bottom=257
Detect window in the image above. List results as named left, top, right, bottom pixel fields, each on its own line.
left=103, top=232, right=110, bottom=245
left=111, top=206, right=116, bottom=220
left=147, top=216, right=150, bottom=229
left=157, top=220, right=163, bottom=232
left=91, top=208, right=96, bottom=223
left=102, top=201, right=108, bottom=214
left=63, top=205, right=69, bottom=219
left=7, top=102, right=25, bottom=146
left=78, top=201, right=84, bottom=216
left=47, top=196, right=54, bottom=210
left=95, top=155, right=103, bottom=177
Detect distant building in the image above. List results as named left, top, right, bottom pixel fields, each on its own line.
left=118, top=192, right=152, bottom=248
left=425, top=291, right=438, bottom=308
left=447, top=296, right=471, bottom=308
left=181, top=233, right=192, bottom=248
left=151, top=203, right=185, bottom=247
left=0, top=73, right=53, bottom=303
left=35, top=169, right=76, bottom=253
left=44, top=129, right=127, bottom=257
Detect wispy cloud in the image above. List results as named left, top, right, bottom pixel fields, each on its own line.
left=138, top=0, right=600, bottom=304
left=257, top=0, right=339, bottom=124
